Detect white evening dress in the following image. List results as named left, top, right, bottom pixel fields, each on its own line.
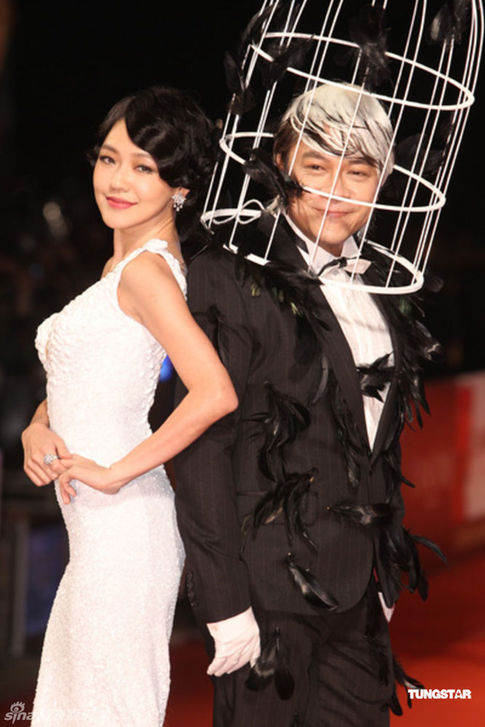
left=31, top=239, right=185, bottom=726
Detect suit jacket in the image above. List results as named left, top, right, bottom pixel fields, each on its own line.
left=174, top=214, right=427, bottom=624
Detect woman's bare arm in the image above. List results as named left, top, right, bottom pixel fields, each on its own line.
left=58, top=252, right=238, bottom=502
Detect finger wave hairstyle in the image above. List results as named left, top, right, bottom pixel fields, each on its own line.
left=91, top=85, right=217, bottom=241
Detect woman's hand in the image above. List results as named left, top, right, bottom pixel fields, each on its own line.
left=57, top=455, right=126, bottom=505
left=22, top=420, right=71, bottom=487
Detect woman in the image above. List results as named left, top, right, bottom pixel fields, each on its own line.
left=21, top=85, right=237, bottom=726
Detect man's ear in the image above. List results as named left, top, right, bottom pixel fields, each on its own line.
left=275, top=153, right=286, bottom=172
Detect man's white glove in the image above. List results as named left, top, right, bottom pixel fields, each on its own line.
left=206, top=606, right=261, bottom=677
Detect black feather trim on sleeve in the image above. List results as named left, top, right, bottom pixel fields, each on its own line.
left=378, top=523, right=447, bottom=606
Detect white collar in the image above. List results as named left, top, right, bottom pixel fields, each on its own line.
left=283, top=211, right=358, bottom=273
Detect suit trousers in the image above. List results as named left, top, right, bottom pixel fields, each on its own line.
left=210, top=582, right=395, bottom=727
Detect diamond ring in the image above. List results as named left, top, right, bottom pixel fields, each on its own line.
left=43, top=453, right=59, bottom=466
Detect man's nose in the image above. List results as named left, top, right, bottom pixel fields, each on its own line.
left=330, top=170, right=350, bottom=199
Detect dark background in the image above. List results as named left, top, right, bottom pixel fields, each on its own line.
left=0, top=0, right=484, bottom=697
left=0, top=0, right=483, bottom=468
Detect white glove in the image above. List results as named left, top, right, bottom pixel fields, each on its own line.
left=206, top=606, right=261, bottom=677
left=378, top=591, right=395, bottom=622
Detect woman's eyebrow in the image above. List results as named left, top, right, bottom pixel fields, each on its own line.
left=99, top=143, right=152, bottom=159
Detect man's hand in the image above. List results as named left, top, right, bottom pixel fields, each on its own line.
left=206, top=606, right=261, bottom=677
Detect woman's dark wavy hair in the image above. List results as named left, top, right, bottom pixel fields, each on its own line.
left=90, top=85, right=217, bottom=242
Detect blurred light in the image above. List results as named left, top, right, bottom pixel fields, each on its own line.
left=42, top=200, right=69, bottom=239
left=159, top=357, right=174, bottom=382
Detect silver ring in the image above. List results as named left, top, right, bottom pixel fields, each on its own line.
left=43, top=453, right=59, bottom=466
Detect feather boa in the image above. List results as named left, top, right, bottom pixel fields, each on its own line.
left=205, top=220, right=444, bottom=609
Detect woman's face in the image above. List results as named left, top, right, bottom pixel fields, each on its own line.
left=93, top=118, right=184, bottom=237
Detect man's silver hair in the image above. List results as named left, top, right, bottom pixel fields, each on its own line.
left=281, top=83, right=395, bottom=181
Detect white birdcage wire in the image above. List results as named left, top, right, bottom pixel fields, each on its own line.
left=202, top=0, right=484, bottom=294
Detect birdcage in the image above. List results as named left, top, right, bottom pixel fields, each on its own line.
left=203, top=0, right=484, bottom=294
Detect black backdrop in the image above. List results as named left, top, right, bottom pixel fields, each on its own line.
left=1, top=0, right=484, bottom=381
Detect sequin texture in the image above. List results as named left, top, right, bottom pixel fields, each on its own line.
left=31, top=239, right=186, bottom=726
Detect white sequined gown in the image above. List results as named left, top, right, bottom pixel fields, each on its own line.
left=31, top=239, right=185, bottom=726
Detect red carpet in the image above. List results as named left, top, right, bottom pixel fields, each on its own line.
left=166, top=549, right=485, bottom=726
left=2, top=550, right=483, bottom=725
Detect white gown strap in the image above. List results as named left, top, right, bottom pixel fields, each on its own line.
left=111, top=239, right=187, bottom=296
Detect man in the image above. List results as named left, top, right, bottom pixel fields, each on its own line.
left=174, top=83, right=437, bottom=726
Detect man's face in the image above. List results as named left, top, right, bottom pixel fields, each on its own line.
left=280, top=141, right=380, bottom=255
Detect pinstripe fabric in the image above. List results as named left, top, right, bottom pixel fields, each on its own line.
left=173, top=215, right=408, bottom=723
left=210, top=585, right=393, bottom=727
left=174, top=220, right=402, bottom=622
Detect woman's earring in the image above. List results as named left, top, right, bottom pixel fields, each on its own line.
left=171, top=192, right=186, bottom=212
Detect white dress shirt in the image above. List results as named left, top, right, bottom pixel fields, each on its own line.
left=295, top=232, right=394, bottom=450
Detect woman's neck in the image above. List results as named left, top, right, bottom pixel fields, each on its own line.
left=112, top=219, right=180, bottom=262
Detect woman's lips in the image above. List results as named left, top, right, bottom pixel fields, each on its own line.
left=106, top=196, right=136, bottom=210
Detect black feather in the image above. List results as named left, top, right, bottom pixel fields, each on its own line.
left=245, top=628, right=279, bottom=691
left=365, top=581, right=390, bottom=684
left=329, top=502, right=393, bottom=527
left=389, top=690, right=404, bottom=716
left=252, top=381, right=310, bottom=482
left=410, top=532, right=447, bottom=564
left=253, top=470, right=317, bottom=550
left=309, top=353, right=329, bottom=405
left=245, top=627, right=295, bottom=700
left=274, top=656, right=295, bottom=700
left=223, top=3, right=296, bottom=115
left=223, top=5, right=277, bottom=114
left=244, top=147, right=303, bottom=205
left=223, top=50, right=256, bottom=115
left=357, top=353, right=394, bottom=401
left=327, top=369, right=367, bottom=489
left=393, top=655, right=425, bottom=708
left=286, top=553, right=339, bottom=610
left=348, top=4, right=391, bottom=87
left=430, top=0, right=470, bottom=44
left=259, top=37, right=313, bottom=87
left=378, top=523, right=446, bottom=604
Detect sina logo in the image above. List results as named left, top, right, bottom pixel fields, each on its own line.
left=5, top=702, right=32, bottom=722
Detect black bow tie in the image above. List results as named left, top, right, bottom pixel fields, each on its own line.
left=317, top=256, right=372, bottom=277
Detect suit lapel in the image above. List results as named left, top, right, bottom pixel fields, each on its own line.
left=312, top=289, right=371, bottom=451
left=362, top=261, right=402, bottom=462
left=266, top=216, right=371, bottom=450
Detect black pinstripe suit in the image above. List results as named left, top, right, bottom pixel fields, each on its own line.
left=174, top=214, right=413, bottom=725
